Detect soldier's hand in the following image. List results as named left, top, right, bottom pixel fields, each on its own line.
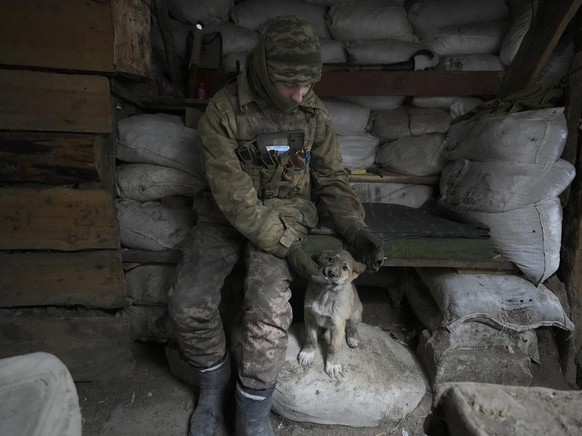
left=285, top=244, right=329, bottom=284
left=348, top=228, right=384, bottom=272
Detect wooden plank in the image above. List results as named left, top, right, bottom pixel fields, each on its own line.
left=0, top=132, right=107, bottom=184
left=498, top=0, right=582, bottom=97
left=112, top=0, right=152, bottom=79
left=348, top=169, right=438, bottom=185
left=0, top=314, right=134, bottom=381
left=382, top=257, right=515, bottom=271
left=0, top=70, right=112, bottom=133
left=0, top=0, right=114, bottom=72
left=0, top=188, right=119, bottom=251
left=0, top=251, right=125, bottom=308
left=314, top=70, right=503, bottom=97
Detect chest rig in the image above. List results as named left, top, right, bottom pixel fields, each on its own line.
left=225, top=83, right=317, bottom=200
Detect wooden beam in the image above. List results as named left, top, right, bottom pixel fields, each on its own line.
left=314, top=70, right=503, bottom=97
left=498, top=0, right=582, bottom=97
left=0, top=69, right=112, bottom=133
left=0, top=314, right=134, bottom=381
left=112, top=0, right=152, bottom=79
left=0, top=132, right=107, bottom=184
left=0, top=251, right=125, bottom=308
left=0, top=188, right=119, bottom=251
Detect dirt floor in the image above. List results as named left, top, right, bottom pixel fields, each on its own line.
left=75, top=280, right=573, bottom=436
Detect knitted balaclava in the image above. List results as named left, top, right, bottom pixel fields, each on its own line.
left=247, top=16, right=322, bottom=112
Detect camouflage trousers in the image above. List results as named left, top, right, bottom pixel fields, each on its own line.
left=168, top=220, right=294, bottom=390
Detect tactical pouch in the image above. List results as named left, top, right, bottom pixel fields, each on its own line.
left=235, top=142, right=261, bottom=193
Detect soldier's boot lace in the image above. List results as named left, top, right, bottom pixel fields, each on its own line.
left=235, top=383, right=276, bottom=436
left=189, top=354, right=231, bottom=436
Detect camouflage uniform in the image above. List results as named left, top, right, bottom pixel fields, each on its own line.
left=169, top=16, right=367, bottom=391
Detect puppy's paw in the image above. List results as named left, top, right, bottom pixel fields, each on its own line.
left=298, top=349, right=315, bottom=365
left=325, top=361, right=343, bottom=378
left=346, top=336, right=359, bottom=348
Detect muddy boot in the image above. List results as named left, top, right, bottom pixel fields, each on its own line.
left=189, top=354, right=232, bottom=436
left=235, top=383, right=275, bottom=436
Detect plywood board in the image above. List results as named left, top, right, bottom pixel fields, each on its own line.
left=0, top=251, right=125, bottom=308
left=0, top=315, right=135, bottom=381
left=0, top=188, right=119, bottom=251
left=0, top=132, right=107, bottom=184
left=0, top=70, right=112, bottom=133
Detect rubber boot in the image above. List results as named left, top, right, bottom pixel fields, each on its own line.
left=235, top=383, right=276, bottom=436
left=189, top=354, right=232, bottom=436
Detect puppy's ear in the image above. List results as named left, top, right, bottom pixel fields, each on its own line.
left=354, top=261, right=367, bottom=276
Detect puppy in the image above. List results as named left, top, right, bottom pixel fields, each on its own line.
left=297, top=249, right=367, bottom=377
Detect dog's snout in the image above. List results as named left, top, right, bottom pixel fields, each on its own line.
left=323, top=267, right=337, bottom=279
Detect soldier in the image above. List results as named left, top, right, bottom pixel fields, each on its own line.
left=168, top=15, right=384, bottom=436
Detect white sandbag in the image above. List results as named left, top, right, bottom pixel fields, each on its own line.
left=204, top=22, right=258, bottom=56
left=437, top=54, right=505, bottom=71
left=406, top=0, right=509, bottom=39
left=443, top=107, right=568, bottom=163
left=327, top=0, right=415, bottom=42
left=167, top=0, right=233, bottom=25
left=372, top=107, right=451, bottom=140
left=222, top=51, right=248, bottom=72
left=376, top=134, right=445, bottom=176
left=126, top=264, right=177, bottom=304
left=0, top=352, right=82, bottom=436
left=341, top=95, right=406, bottom=111
left=421, top=21, right=509, bottom=56
left=350, top=182, right=436, bottom=208
left=273, top=323, right=427, bottom=427
left=117, top=163, right=205, bottom=201
left=411, top=96, right=484, bottom=118
left=439, top=159, right=575, bottom=212
left=117, top=114, right=205, bottom=178
left=500, top=0, right=539, bottom=66
left=464, top=199, right=563, bottom=285
left=346, top=40, right=426, bottom=65
left=116, top=199, right=195, bottom=251
left=320, top=38, right=347, bottom=64
left=405, top=275, right=538, bottom=358
left=321, top=99, right=370, bottom=135
left=337, top=134, right=379, bottom=170
left=231, top=0, right=330, bottom=38
left=416, top=268, right=575, bottom=331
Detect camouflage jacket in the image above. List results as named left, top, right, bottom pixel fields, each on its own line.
left=197, top=72, right=366, bottom=257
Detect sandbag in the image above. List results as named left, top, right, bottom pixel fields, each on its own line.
left=411, top=96, right=483, bottom=118
left=341, top=96, right=406, bottom=111
left=421, top=21, right=509, bottom=56
left=464, top=199, right=563, bottom=285
left=231, top=0, right=330, bottom=38
left=0, top=352, right=82, bottom=436
left=272, top=323, right=427, bottom=427
left=327, top=0, right=415, bottom=42
left=372, top=107, right=451, bottom=140
left=125, top=264, right=177, bottom=305
left=376, top=134, right=445, bottom=176
left=442, top=107, right=568, bottom=163
left=117, top=114, right=205, bottom=179
left=116, top=199, right=195, bottom=251
left=117, top=163, right=205, bottom=201
left=439, top=159, right=575, bottom=212
left=346, top=40, right=426, bottom=65
left=320, top=38, right=347, bottom=63
left=406, top=0, right=509, bottom=39
left=416, top=268, right=575, bottom=332
left=337, top=134, right=379, bottom=170
left=204, top=22, right=258, bottom=56
left=350, top=182, right=436, bottom=208
left=167, top=0, right=233, bottom=25
left=436, top=54, right=505, bottom=71
left=500, top=0, right=539, bottom=66
left=321, top=98, right=370, bottom=135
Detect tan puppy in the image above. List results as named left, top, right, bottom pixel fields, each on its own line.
left=298, top=249, right=367, bottom=377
